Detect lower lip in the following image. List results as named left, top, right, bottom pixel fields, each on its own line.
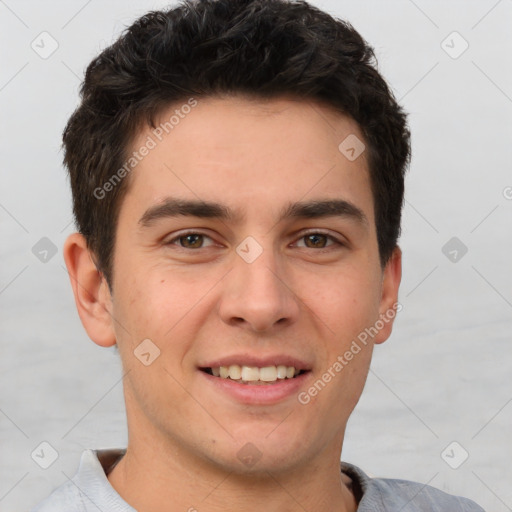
left=199, top=370, right=311, bottom=405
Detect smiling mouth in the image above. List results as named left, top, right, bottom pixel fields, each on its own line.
left=200, top=365, right=309, bottom=385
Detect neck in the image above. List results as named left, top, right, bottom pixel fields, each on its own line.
left=107, top=433, right=357, bottom=512
left=107, top=386, right=357, bottom=512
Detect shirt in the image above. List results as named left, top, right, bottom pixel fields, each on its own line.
left=31, top=449, right=485, bottom=511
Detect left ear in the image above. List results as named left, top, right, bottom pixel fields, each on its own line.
left=374, top=246, right=402, bottom=345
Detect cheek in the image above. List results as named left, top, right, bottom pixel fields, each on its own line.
left=296, top=264, right=382, bottom=337
left=110, top=259, right=219, bottom=355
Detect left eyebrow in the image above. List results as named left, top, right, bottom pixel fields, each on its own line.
left=278, top=199, right=368, bottom=227
left=137, top=197, right=368, bottom=228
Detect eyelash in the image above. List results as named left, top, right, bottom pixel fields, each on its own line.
left=166, top=230, right=344, bottom=250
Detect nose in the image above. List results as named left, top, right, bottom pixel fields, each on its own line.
left=218, top=245, right=300, bottom=333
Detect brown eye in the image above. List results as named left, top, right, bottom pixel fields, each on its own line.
left=303, top=233, right=328, bottom=248
left=293, top=231, right=343, bottom=250
left=166, top=231, right=217, bottom=250
left=179, top=234, right=204, bottom=248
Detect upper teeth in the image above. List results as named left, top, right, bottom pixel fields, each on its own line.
left=212, top=365, right=299, bottom=382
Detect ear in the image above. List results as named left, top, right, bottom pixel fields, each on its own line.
left=374, top=246, right=402, bottom=345
left=63, top=233, right=116, bottom=347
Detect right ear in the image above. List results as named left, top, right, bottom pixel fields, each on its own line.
left=63, top=233, right=117, bottom=347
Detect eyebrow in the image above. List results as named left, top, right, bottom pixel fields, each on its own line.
left=279, top=199, right=367, bottom=226
left=138, top=197, right=368, bottom=228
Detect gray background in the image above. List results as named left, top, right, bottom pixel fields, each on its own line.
left=1, top=0, right=511, bottom=510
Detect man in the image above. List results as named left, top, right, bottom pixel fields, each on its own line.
left=32, top=0, right=485, bottom=510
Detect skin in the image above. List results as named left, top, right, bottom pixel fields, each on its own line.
left=64, top=95, right=401, bottom=512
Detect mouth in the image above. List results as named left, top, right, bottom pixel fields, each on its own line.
left=200, top=365, right=310, bottom=385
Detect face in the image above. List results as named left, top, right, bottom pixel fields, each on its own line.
left=93, top=96, right=400, bottom=474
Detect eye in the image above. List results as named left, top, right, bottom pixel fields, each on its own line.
left=167, top=232, right=216, bottom=249
left=294, top=232, right=341, bottom=249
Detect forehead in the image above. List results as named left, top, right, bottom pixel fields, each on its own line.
left=122, top=95, right=374, bottom=225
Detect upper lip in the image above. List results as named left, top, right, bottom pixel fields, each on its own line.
left=199, top=354, right=312, bottom=371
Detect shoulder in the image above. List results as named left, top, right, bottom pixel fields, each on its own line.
left=30, top=448, right=127, bottom=512
left=341, top=462, right=485, bottom=512
left=370, top=476, right=485, bottom=511
left=30, top=481, right=84, bottom=512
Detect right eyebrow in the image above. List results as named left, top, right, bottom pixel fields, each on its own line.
left=138, top=198, right=243, bottom=228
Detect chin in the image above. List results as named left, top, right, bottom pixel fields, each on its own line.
left=201, top=426, right=310, bottom=475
